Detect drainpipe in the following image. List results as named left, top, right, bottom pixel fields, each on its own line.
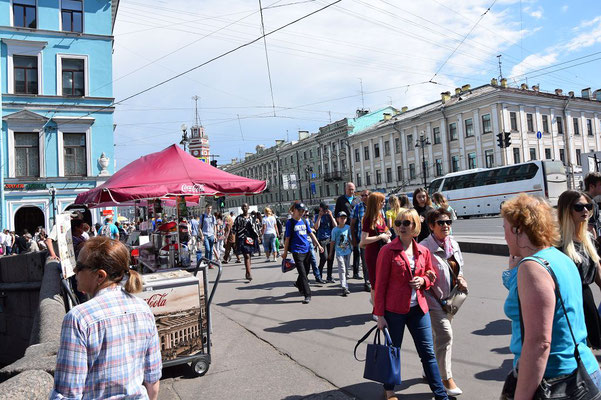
left=392, top=120, right=404, bottom=189
left=441, top=107, right=450, bottom=170
left=563, top=98, right=573, bottom=189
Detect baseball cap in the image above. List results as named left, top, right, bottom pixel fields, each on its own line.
left=293, top=202, right=307, bottom=211
left=319, top=202, right=328, bottom=210
left=337, top=211, right=348, bottom=217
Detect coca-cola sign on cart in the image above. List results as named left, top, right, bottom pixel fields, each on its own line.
left=136, top=270, right=206, bottom=362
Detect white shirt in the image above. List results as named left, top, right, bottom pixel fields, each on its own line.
left=3, top=233, right=11, bottom=246
left=0, top=232, right=6, bottom=246
left=263, top=215, right=277, bottom=235
left=408, top=254, right=418, bottom=307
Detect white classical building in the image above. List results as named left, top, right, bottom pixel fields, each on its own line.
left=349, top=79, right=601, bottom=194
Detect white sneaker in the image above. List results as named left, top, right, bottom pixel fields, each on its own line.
left=446, top=386, right=463, bottom=396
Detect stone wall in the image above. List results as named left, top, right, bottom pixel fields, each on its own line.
left=0, top=252, right=46, bottom=366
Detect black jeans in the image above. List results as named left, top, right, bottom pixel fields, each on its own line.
left=352, top=246, right=369, bottom=284
left=292, top=251, right=311, bottom=297
left=318, top=239, right=334, bottom=279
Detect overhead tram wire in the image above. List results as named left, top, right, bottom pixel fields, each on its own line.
left=50, top=0, right=343, bottom=127
left=429, top=0, right=498, bottom=83
left=258, top=0, right=278, bottom=117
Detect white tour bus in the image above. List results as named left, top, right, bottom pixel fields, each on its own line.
left=427, top=160, right=567, bottom=217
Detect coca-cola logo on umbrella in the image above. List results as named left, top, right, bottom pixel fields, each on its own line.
left=181, top=183, right=205, bottom=193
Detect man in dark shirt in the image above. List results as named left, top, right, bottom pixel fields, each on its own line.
left=584, top=172, right=601, bottom=239
left=334, top=182, right=355, bottom=225
left=15, top=229, right=30, bottom=253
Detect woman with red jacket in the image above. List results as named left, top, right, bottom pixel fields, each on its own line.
left=374, top=208, right=448, bottom=400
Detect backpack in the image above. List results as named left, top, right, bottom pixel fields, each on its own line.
left=100, top=224, right=112, bottom=237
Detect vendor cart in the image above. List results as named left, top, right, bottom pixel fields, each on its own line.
left=135, top=256, right=222, bottom=376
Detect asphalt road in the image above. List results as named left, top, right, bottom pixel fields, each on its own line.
left=452, top=217, right=505, bottom=239
left=158, top=251, right=548, bottom=400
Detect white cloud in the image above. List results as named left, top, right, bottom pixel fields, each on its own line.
left=561, top=5, right=569, bottom=12
left=109, top=0, right=533, bottom=166
left=509, top=52, right=558, bottom=80
left=562, top=16, right=601, bottom=52
left=530, top=10, right=543, bottom=19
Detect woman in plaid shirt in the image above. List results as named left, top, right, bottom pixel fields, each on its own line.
left=50, top=237, right=161, bottom=400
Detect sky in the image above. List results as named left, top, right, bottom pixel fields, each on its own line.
left=109, top=0, right=601, bottom=169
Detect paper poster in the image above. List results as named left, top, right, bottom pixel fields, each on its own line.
left=56, top=213, right=76, bottom=279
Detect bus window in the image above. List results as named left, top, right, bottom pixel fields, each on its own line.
left=429, top=178, right=444, bottom=194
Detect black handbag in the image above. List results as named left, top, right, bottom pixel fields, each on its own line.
left=354, top=325, right=402, bottom=386
left=500, top=256, right=601, bottom=400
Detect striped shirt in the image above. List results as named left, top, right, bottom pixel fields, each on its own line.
left=51, top=285, right=162, bottom=399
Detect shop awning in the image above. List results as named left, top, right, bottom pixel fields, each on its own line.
left=75, top=144, right=265, bottom=207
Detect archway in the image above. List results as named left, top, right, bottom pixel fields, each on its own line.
left=65, top=204, right=93, bottom=226
left=14, top=206, right=45, bottom=235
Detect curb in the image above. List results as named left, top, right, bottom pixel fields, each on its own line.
left=456, top=240, right=509, bottom=257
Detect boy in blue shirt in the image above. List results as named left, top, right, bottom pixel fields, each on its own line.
left=329, top=211, right=353, bottom=296
left=283, top=202, right=324, bottom=304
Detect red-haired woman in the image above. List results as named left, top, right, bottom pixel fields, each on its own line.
left=359, top=192, right=391, bottom=290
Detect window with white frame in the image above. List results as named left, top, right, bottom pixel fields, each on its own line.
left=61, top=0, right=83, bottom=32
left=61, top=58, right=85, bottom=96
left=481, top=114, right=492, bottom=133
left=13, top=0, right=36, bottom=28
left=15, top=133, right=40, bottom=177
left=63, top=133, right=86, bottom=176
left=4, top=39, right=46, bottom=95
left=14, top=55, right=38, bottom=94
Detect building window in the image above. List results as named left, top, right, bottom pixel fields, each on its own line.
left=364, top=146, right=370, bottom=161
left=394, top=138, right=400, bottom=153
left=309, top=149, right=313, bottom=158
left=386, top=167, right=392, bottom=183
left=374, top=143, right=380, bottom=158
left=481, top=114, right=492, bottom=134
left=407, top=134, right=413, bottom=148
left=449, top=123, right=457, bottom=141
left=354, top=148, right=360, bottom=162
left=13, top=0, right=36, bottom=28
left=63, top=133, right=86, bottom=176
left=513, top=148, right=521, bottom=163
left=332, top=143, right=337, bottom=153
left=365, top=172, right=371, bottom=186
left=559, top=149, right=565, bottom=164
left=15, top=133, right=39, bottom=177
left=61, top=0, right=83, bottom=32
left=527, top=113, right=534, bottom=132
left=356, top=173, right=362, bottom=187
left=556, top=116, right=564, bottom=134
left=464, top=118, right=474, bottom=137
left=545, top=148, right=552, bottom=160
left=384, top=140, right=390, bottom=156
left=573, top=118, right=580, bottom=135
left=588, top=119, right=593, bottom=136
left=303, top=151, right=307, bottom=160
left=317, top=147, right=320, bottom=157
left=530, top=148, right=537, bottom=161
left=409, top=164, right=416, bottom=180
left=576, top=149, right=582, bottom=166
left=326, top=185, right=330, bottom=197
left=468, top=152, right=476, bottom=169
left=451, top=156, right=459, bottom=172
left=435, top=159, right=443, bottom=177
left=510, top=112, right=518, bottom=131
left=14, top=55, right=38, bottom=94
left=485, top=150, right=494, bottom=168
left=376, top=170, right=382, bottom=184
left=542, top=115, right=549, bottom=133
left=397, top=165, right=402, bottom=181
left=61, top=58, right=85, bottom=96
left=433, top=127, right=441, bottom=144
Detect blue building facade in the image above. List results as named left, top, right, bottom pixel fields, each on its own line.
left=0, top=0, right=118, bottom=232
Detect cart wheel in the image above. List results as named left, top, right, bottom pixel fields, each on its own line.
left=191, top=359, right=209, bottom=376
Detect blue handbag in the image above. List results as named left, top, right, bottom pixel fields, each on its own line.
left=354, top=325, right=401, bottom=385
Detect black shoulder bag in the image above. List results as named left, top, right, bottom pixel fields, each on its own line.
left=501, top=256, right=601, bottom=400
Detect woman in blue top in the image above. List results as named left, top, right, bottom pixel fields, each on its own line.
left=283, top=202, right=324, bottom=304
left=501, top=193, right=601, bottom=399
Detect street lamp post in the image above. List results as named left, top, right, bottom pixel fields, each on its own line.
left=305, top=165, right=313, bottom=204
left=415, top=134, right=431, bottom=189
left=48, top=186, right=57, bottom=228
left=180, top=123, right=189, bottom=152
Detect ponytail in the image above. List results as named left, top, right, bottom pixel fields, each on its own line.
left=124, top=269, right=143, bottom=293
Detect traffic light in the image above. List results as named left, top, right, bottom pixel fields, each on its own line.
left=210, top=160, right=217, bottom=167
left=219, top=196, right=226, bottom=209
left=497, top=132, right=504, bottom=148
left=504, top=131, right=511, bottom=148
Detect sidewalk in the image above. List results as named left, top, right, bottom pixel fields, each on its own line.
left=454, top=235, right=509, bottom=256
left=158, top=306, right=355, bottom=400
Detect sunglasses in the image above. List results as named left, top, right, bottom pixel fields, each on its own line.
left=73, top=261, right=93, bottom=274
left=394, top=220, right=413, bottom=227
left=436, top=220, right=453, bottom=226
left=573, top=203, right=593, bottom=212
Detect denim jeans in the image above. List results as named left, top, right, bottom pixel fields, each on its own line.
left=309, top=243, right=322, bottom=280
left=590, top=368, right=601, bottom=391
left=203, top=235, right=215, bottom=261
left=384, top=307, right=448, bottom=400
left=263, top=233, right=276, bottom=254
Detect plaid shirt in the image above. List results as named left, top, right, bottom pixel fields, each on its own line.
left=51, top=285, right=162, bottom=400
left=352, top=202, right=367, bottom=236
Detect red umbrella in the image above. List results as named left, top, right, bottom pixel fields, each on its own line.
left=75, top=144, right=265, bottom=206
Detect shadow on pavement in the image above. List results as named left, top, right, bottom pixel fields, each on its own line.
left=264, top=313, right=373, bottom=333
left=474, top=358, right=513, bottom=381
left=160, top=363, right=198, bottom=380
left=280, top=380, right=436, bottom=399
left=217, top=291, right=302, bottom=306
left=491, top=346, right=511, bottom=354
left=472, top=319, right=511, bottom=336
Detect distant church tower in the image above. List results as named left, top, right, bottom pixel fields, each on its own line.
left=188, top=96, right=210, bottom=163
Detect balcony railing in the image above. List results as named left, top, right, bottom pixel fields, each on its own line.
left=323, top=171, right=344, bottom=181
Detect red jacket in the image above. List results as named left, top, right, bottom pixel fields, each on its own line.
left=373, top=237, right=436, bottom=316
